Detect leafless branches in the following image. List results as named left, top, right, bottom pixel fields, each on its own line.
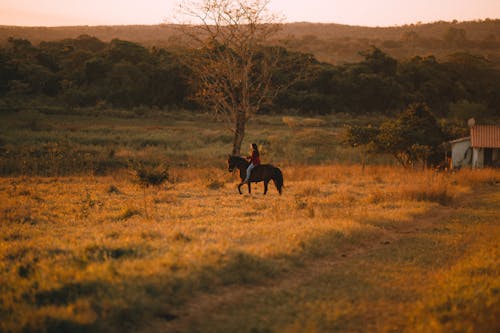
left=173, top=0, right=286, bottom=154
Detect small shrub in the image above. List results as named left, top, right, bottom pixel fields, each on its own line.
left=79, top=190, right=102, bottom=218
left=133, top=163, right=169, bottom=187
left=17, top=263, right=34, bottom=278
left=116, top=207, right=141, bottom=220
left=173, top=232, right=191, bottom=242
left=107, top=185, right=122, bottom=194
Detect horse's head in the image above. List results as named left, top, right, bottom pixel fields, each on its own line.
left=227, top=155, right=238, bottom=172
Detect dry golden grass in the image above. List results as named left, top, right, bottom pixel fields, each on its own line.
left=1, top=166, right=499, bottom=332
left=282, top=116, right=326, bottom=128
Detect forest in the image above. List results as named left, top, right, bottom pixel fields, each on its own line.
left=1, top=19, right=500, bottom=64
left=1, top=31, right=499, bottom=121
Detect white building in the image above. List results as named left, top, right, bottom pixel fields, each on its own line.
left=450, top=124, right=500, bottom=169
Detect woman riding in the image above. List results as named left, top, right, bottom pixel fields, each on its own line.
left=243, top=143, right=260, bottom=184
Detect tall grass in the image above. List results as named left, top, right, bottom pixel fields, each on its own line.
left=1, top=110, right=498, bottom=332
left=0, top=110, right=395, bottom=176
left=2, top=166, right=497, bottom=332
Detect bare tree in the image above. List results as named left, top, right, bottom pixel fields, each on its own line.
left=175, top=0, right=287, bottom=155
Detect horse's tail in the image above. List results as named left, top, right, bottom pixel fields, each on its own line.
left=273, top=167, right=284, bottom=195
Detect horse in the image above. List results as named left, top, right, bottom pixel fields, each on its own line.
left=227, top=155, right=283, bottom=195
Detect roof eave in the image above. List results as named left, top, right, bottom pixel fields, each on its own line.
left=449, top=137, right=470, bottom=144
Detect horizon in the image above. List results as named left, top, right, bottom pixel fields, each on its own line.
left=0, top=17, right=499, bottom=29
left=0, top=0, right=499, bottom=28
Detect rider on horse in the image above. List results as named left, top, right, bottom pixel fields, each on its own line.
left=243, top=143, right=260, bottom=184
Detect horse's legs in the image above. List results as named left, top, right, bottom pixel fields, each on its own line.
left=264, top=180, right=269, bottom=195
left=247, top=182, right=251, bottom=194
left=237, top=183, right=243, bottom=194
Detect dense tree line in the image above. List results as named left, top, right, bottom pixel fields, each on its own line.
left=279, top=46, right=500, bottom=119
left=2, top=20, right=499, bottom=66
left=1, top=35, right=499, bottom=120
left=0, top=35, right=189, bottom=108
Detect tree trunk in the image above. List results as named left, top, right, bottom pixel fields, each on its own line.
left=231, top=111, right=246, bottom=155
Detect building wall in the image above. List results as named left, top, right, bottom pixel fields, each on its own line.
left=472, top=147, right=484, bottom=168
left=470, top=148, right=500, bottom=168
left=472, top=148, right=500, bottom=168
left=451, top=140, right=472, bottom=169
left=493, top=149, right=500, bottom=166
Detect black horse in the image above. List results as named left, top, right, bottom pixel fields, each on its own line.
left=227, top=155, right=283, bottom=195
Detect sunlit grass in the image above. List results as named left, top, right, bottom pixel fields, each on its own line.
left=1, top=166, right=499, bottom=332
left=1, top=110, right=498, bottom=332
left=0, top=110, right=392, bottom=176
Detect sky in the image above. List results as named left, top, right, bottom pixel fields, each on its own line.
left=0, top=0, right=499, bottom=27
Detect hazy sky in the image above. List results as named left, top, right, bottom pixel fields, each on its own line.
left=0, top=0, right=499, bottom=27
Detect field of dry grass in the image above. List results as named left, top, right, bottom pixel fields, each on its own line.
left=1, top=164, right=499, bottom=332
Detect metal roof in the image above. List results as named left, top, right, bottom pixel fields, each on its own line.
left=471, top=125, right=500, bottom=148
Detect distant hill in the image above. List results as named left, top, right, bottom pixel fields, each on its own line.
left=1, top=20, right=500, bottom=65
left=277, top=20, right=500, bottom=65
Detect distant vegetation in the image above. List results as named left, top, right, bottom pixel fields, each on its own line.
left=1, top=27, right=499, bottom=120
left=0, top=36, right=190, bottom=109
left=1, top=20, right=500, bottom=65
left=1, top=19, right=499, bottom=172
left=345, top=103, right=461, bottom=168
left=277, top=20, right=500, bottom=66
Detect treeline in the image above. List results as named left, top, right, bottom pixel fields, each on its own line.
left=281, top=27, right=500, bottom=66
left=1, top=35, right=499, bottom=119
left=283, top=47, right=500, bottom=118
left=0, top=36, right=189, bottom=108
left=2, top=20, right=499, bottom=66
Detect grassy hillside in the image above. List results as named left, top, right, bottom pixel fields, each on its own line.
left=1, top=20, right=499, bottom=65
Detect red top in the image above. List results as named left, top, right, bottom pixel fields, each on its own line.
left=249, top=150, right=260, bottom=165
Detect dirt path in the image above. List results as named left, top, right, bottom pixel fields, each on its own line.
left=136, top=185, right=498, bottom=333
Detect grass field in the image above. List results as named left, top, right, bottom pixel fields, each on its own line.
left=0, top=108, right=390, bottom=176
left=1, top=110, right=499, bottom=332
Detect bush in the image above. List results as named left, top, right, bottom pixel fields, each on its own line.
left=132, top=162, right=169, bottom=187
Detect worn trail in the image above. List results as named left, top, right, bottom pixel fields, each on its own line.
left=137, top=185, right=499, bottom=333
